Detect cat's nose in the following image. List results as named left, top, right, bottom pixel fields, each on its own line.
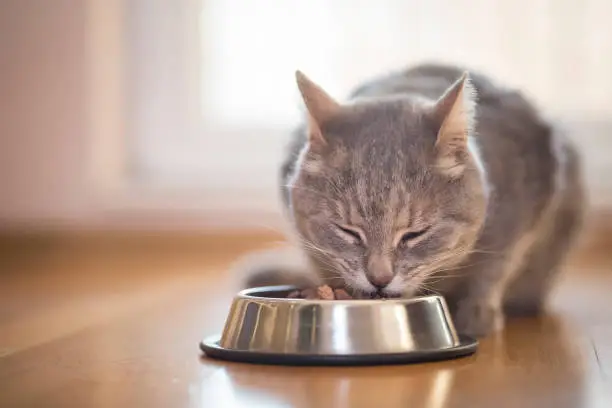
left=366, top=254, right=394, bottom=289
left=368, top=273, right=393, bottom=289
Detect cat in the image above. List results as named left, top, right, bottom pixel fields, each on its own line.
left=240, top=63, right=585, bottom=337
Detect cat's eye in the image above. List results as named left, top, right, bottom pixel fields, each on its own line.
left=399, top=227, right=431, bottom=244
left=334, top=224, right=365, bottom=244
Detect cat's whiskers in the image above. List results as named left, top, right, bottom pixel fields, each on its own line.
left=302, top=248, right=336, bottom=267
left=297, top=236, right=333, bottom=254
left=426, top=274, right=464, bottom=281
left=403, top=279, right=433, bottom=297
left=308, top=256, right=339, bottom=273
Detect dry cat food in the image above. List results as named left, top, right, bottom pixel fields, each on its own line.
left=286, top=285, right=353, bottom=300
left=285, top=285, right=392, bottom=300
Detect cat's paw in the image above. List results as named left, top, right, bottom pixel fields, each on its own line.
left=453, top=300, right=504, bottom=338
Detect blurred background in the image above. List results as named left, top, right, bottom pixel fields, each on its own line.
left=1, top=0, right=612, bottom=234
left=2, top=2, right=612, bottom=406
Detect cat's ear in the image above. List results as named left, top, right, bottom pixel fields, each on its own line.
left=295, top=70, right=341, bottom=148
left=432, top=72, right=477, bottom=177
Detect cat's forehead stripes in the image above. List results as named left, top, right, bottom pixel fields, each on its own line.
left=341, top=168, right=417, bottom=242
left=387, top=186, right=413, bottom=228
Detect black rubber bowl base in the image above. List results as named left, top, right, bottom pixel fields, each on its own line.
left=200, top=335, right=478, bottom=366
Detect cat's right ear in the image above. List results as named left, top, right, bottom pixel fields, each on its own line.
left=295, top=71, right=341, bottom=149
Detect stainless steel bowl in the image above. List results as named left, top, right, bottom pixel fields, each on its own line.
left=200, top=285, right=477, bottom=365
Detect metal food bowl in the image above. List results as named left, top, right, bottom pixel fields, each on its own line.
left=200, top=285, right=477, bottom=366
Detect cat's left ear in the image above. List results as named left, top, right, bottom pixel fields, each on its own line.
left=431, top=72, right=477, bottom=177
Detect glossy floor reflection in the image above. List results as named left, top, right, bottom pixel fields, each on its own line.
left=202, top=316, right=595, bottom=408
left=0, top=233, right=611, bottom=408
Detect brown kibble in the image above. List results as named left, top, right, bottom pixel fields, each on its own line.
left=333, top=288, right=352, bottom=300
left=316, top=285, right=335, bottom=300
left=286, top=285, right=355, bottom=300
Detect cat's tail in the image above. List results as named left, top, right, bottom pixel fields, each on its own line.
left=232, top=245, right=319, bottom=290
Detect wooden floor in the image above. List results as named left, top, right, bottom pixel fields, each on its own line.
left=1, top=230, right=612, bottom=408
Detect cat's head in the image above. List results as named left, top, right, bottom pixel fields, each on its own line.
left=287, top=71, right=488, bottom=297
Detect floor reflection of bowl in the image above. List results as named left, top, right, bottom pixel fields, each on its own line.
left=200, top=285, right=477, bottom=365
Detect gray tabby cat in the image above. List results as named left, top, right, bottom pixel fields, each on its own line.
left=242, top=63, right=585, bottom=337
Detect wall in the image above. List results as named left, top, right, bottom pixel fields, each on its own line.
left=0, top=1, right=91, bottom=226
left=0, top=1, right=610, bottom=232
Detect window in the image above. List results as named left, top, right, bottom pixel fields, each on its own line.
left=124, top=0, right=612, bottom=219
